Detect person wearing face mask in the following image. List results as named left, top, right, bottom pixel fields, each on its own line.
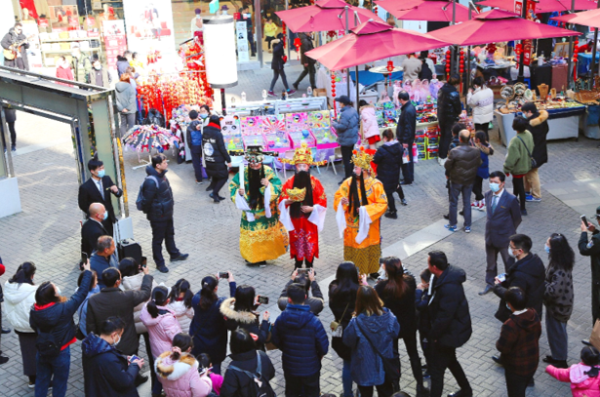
left=491, top=234, right=545, bottom=367
left=55, top=55, right=74, bottom=84
left=82, top=316, right=143, bottom=397
left=70, top=44, right=92, bottom=84
left=90, top=236, right=119, bottom=289
left=78, top=156, right=123, bottom=238
left=29, top=262, right=93, bottom=396
left=81, top=203, right=109, bottom=257
left=479, top=171, right=521, bottom=296
left=89, top=54, right=111, bottom=88
left=186, top=109, right=205, bottom=184
left=467, top=77, right=494, bottom=141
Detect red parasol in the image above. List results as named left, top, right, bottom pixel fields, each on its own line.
left=375, top=0, right=473, bottom=22
left=428, top=9, right=581, bottom=46
left=550, top=8, right=600, bottom=28
left=305, top=19, right=450, bottom=70
left=275, top=0, right=385, bottom=33
left=478, top=0, right=597, bottom=13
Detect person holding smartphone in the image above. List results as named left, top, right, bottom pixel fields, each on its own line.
left=579, top=206, right=600, bottom=325
left=278, top=269, right=324, bottom=315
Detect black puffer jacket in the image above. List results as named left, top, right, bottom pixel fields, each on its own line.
left=437, top=83, right=461, bottom=125
left=428, top=265, right=472, bottom=348
left=299, top=33, right=315, bottom=66
left=528, top=110, right=549, bottom=167
left=493, top=253, right=546, bottom=323
left=373, top=142, right=403, bottom=191
left=220, top=350, right=275, bottom=397
left=375, top=275, right=418, bottom=338
left=220, top=298, right=270, bottom=351
left=396, top=101, right=417, bottom=145
left=202, top=122, right=231, bottom=179
left=444, top=143, right=482, bottom=185
left=142, top=165, right=174, bottom=221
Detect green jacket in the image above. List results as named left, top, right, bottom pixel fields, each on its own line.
left=72, top=55, right=92, bottom=84
left=503, top=130, right=534, bottom=176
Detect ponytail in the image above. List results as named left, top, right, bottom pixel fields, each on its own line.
left=170, top=333, right=193, bottom=360
left=199, top=276, right=218, bottom=310
left=169, top=278, right=193, bottom=309
left=148, top=286, right=169, bottom=318
left=9, top=261, right=36, bottom=285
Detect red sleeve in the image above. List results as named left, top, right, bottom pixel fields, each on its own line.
left=0, top=263, right=5, bottom=277
left=312, top=177, right=327, bottom=208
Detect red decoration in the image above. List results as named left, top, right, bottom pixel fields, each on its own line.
left=386, top=60, right=394, bottom=72
left=331, top=73, right=337, bottom=117
left=294, top=37, right=302, bottom=60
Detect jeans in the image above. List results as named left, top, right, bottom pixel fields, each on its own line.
left=485, top=244, right=511, bottom=286
left=429, top=344, right=471, bottom=397
left=269, top=69, right=290, bottom=92
left=512, top=176, right=526, bottom=211
left=473, top=175, right=484, bottom=201
left=505, top=369, right=531, bottom=397
left=119, top=112, right=136, bottom=137
left=191, top=149, right=204, bottom=182
left=546, top=313, right=568, bottom=361
left=341, top=145, right=354, bottom=178
left=150, top=218, right=181, bottom=268
left=474, top=122, right=490, bottom=141
left=438, top=122, right=453, bottom=159
left=449, top=182, right=473, bottom=227
left=342, top=360, right=353, bottom=397
left=284, top=371, right=320, bottom=397
left=401, top=144, right=414, bottom=183
left=295, top=63, right=316, bottom=89
left=524, top=167, right=541, bottom=199
left=248, top=31, right=257, bottom=55
left=35, top=347, right=71, bottom=397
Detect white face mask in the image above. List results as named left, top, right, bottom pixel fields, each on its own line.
left=112, top=334, right=121, bottom=347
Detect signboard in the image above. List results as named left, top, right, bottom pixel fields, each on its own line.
left=514, top=0, right=523, bottom=15
left=103, top=20, right=127, bottom=71
left=236, top=21, right=249, bottom=63
left=123, top=0, right=176, bottom=62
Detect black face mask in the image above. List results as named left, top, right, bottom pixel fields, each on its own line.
left=248, top=166, right=265, bottom=210
left=290, top=170, right=313, bottom=218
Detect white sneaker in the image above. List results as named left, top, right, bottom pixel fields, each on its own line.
left=440, top=158, right=447, bottom=166
left=479, top=202, right=486, bottom=212
left=471, top=200, right=480, bottom=208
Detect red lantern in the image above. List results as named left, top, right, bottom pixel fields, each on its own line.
left=331, top=73, right=337, bottom=117
left=386, top=60, right=394, bottom=72
left=294, top=37, right=302, bottom=60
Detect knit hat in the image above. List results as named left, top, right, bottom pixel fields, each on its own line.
left=195, top=8, right=201, bottom=15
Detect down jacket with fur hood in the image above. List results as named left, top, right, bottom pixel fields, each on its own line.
left=120, top=273, right=160, bottom=334
left=360, top=105, right=380, bottom=140
left=220, top=298, right=270, bottom=351
left=4, top=281, right=38, bottom=333
left=140, top=304, right=182, bottom=359
left=155, top=352, right=213, bottom=397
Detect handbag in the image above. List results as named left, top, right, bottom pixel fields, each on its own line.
left=516, top=135, right=537, bottom=169
left=330, top=303, right=349, bottom=338
left=356, top=320, right=401, bottom=392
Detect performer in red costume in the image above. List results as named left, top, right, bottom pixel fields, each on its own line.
left=278, top=143, right=327, bottom=269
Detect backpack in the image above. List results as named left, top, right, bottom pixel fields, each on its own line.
left=228, top=351, right=275, bottom=397
left=190, top=122, right=203, bottom=147
left=135, top=176, right=159, bottom=212
left=36, top=331, right=61, bottom=358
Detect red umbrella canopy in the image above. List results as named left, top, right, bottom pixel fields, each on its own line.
left=478, top=0, right=597, bottom=13
left=375, top=0, right=473, bottom=22
left=551, top=8, right=600, bottom=28
left=275, top=0, right=385, bottom=33
left=428, top=9, right=581, bottom=46
left=305, top=19, right=450, bottom=70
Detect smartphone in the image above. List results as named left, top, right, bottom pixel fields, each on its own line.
left=582, top=215, right=589, bottom=228
left=129, top=355, right=140, bottom=363
left=219, top=272, right=229, bottom=279
left=258, top=296, right=269, bottom=304
left=81, top=252, right=88, bottom=265
left=497, top=273, right=507, bottom=283
left=141, top=256, right=147, bottom=268
left=297, top=268, right=308, bottom=274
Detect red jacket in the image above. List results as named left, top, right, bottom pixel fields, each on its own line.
left=496, top=308, right=541, bottom=377
left=56, top=65, right=74, bottom=84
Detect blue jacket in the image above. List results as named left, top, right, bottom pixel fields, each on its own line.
left=82, top=333, right=140, bottom=397
left=78, top=285, right=101, bottom=337
left=271, top=303, right=329, bottom=377
left=476, top=143, right=493, bottom=180
left=189, top=281, right=236, bottom=364
left=90, top=253, right=118, bottom=289
left=343, top=309, right=399, bottom=386
left=333, top=105, right=359, bottom=147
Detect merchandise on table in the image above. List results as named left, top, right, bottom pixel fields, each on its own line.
left=122, top=124, right=181, bottom=153
left=221, top=115, right=244, bottom=152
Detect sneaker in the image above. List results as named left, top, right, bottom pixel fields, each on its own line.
left=293, top=83, right=299, bottom=90
left=28, top=381, right=35, bottom=388
left=0, top=356, right=9, bottom=364
left=157, top=265, right=169, bottom=273
left=444, top=224, right=457, bottom=232
left=11, top=145, right=16, bottom=152
left=171, top=253, right=189, bottom=262
left=384, top=211, right=398, bottom=219
left=521, top=209, right=528, bottom=216
left=464, top=226, right=471, bottom=233
left=267, top=90, right=276, bottom=97
left=525, top=194, right=534, bottom=202
left=529, top=197, right=541, bottom=203
left=400, top=199, right=407, bottom=206
left=471, top=201, right=479, bottom=208
left=478, top=203, right=486, bottom=212
left=287, top=89, right=296, bottom=95
left=525, top=191, right=531, bottom=196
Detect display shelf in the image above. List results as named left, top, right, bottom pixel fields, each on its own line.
left=40, top=37, right=100, bottom=43
left=42, top=48, right=100, bottom=54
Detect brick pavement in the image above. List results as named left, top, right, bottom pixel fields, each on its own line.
left=1, top=68, right=600, bottom=396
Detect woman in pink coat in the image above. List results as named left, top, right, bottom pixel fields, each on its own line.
left=55, top=56, right=74, bottom=86
left=546, top=346, right=600, bottom=397
left=359, top=100, right=380, bottom=149
left=156, top=333, right=213, bottom=397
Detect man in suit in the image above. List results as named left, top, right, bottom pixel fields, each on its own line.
left=81, top=203, right=108, bottom=257
left=78, top=157, right=123, bottom=238
left=480, top=170, right=522, bottom=295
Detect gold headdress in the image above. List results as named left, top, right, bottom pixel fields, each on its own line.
left=350, top=146, right=376, bottom=171
left=280, top=143, right=327, bottom=166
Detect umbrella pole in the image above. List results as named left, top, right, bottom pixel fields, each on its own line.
left=566, top=0, right=576, bottom=89
left=517, top=0, right=528, bottom=83
left=345, top=6, right=351, bottom=103
left=221, top=88, right=227, bottom=116
left=356, top=65, right=360, bottom=112
left=286, top=0, right=290, bottom=61
left=590, top=0, right=600, bottom=89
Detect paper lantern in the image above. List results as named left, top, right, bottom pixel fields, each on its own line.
left=203, top=15, right=238, bottom=88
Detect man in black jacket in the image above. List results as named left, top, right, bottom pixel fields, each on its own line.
left=396, top=91, right=417, bottom=185
left=579, top=208, right=600, bottom=324
left=427, top=251, right=473, bottom=397
left=203, top=115, right=232, bottom=203
left=81, top=203, right=109, bottom=257
left=186, top=109, right=204, bottom=184
left=1, top=23, right=29, bottom=70
left=522, top=102, right=549, bottom=203
left=437, top=76, right=462, bottom=161
left=293, top=32, right=316, bottom=90
left=277, top=269, right=324, bottom=315
left=78, top=156, right=123, bottom=238
left=140, top=154, right=188, bottom=272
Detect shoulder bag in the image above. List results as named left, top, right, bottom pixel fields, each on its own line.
left=330, top=302, right=349, bottom=338
left=516, top=135, right=537, bottom=169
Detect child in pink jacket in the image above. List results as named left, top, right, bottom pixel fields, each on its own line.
left=359, top=100, right=380, bottom=149
left=140, top=286, right=183, bottom=359
left=546, top=346, right=600, bottom=397
left=156, top=333, right=213, bottom=397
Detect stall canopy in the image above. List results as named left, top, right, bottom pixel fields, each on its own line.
left=550, top=7, right=600, bottom=28
left=429, top=9, right=581, bottom=46
left=374, top=0, right=473, bottom=22
left=275, top=0, right=385, bottom=33
left=477, top=0, right=598, bottom=13
left=306, top=19, right=449, bottom=70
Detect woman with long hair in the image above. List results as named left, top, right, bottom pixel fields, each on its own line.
left=344, top=285, right=400, bottom=397
left=4, top=262, right=38, bottom=387
left=220, top=284, right=270, bottom=351
left=190, top=272, right=236, bottom=375
left=167, top=278, right=195, bottom=332
left=543, top=232, right=575, bottom=368
left=375, top=257, right=426, bottom=396
left=329, top=262, right=361, bottom=397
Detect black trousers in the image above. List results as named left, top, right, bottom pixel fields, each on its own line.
left=295, top=63, right=316, bottom=89
left=384, top=185, right=405, bottom=213
left=397, top=332, right=424, bottom=389
left=191, top=150, right=204, bottom=182
left=270, top=69, right=290, bottom=92
left=429, top=344, right=472, bottom=397
left=473, top=175, right=484, bottom=201
left=512, top=176, right=526, bottom=211
left=284, top=371, right=320, bottom=397
left=341, top=145, right=354, bottom=178
left=401, top=144, right=414, bottom=183
left=474, top=122, right=490, bottom=141
left=266, top=35, right=276, bottom=49
left=438, top=122, right=453, bottom=159
left=0, top=121, right=16, bottom=148
left=357, top=381, right=394, bottom=397
left=247, top=31, right=257, bottom=55
left=211, top=176, right=228, bottom=197
left=149, top=218, right=180, bottom=268
left=505, top=369, right=531, bottom=397
left=294, top=258, right=313, bottom=268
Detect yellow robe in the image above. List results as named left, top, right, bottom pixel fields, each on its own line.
left=334, top=176, right=388, bottom=275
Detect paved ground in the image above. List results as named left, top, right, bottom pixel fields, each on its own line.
left=1, top=65, right=600, bottom=397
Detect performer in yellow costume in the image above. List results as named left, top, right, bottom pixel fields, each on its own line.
left=229, top=145, right=289, bottom=265
left=334, top=146, right=388, bottom=277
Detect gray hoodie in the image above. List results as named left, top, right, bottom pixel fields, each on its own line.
left=115, top=81, right=137, bottom=114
